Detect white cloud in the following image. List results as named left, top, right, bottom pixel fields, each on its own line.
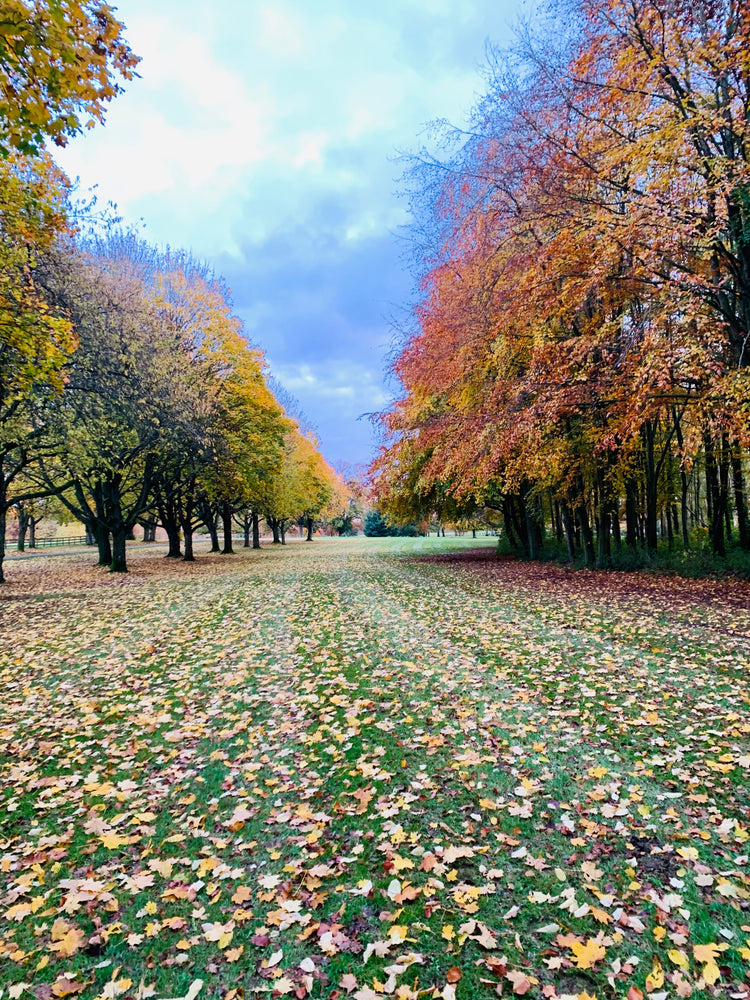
left=53, top=0, right=525, bottom=461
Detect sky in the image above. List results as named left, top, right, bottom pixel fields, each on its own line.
left=55, top=0, right=527, bottom=470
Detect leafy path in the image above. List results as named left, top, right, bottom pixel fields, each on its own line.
left=1, top=538, right=749, bottom=1000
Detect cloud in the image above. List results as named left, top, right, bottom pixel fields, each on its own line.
left=54, top=0, right=525, bottom=464
left=269, top=359, right=389, bottom=466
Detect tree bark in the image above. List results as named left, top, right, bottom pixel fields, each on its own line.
left=595, top=466, right=612, bottom=568
left=221, top=501, right=234, bottom=554
left=575, top=479, right=596, bottom=569
left=642, top=420, right=658, bottom=554
left=0, top=475, right=7, bottom=583
left=94, top=522, right=112, bottom=567
left=624, top=476, right=638, bottom=549
left=561, top=501, right=576, bottom=561
left=731, top=445, right=750, bottom=551
left=182, top=522, right=194, bottom=561
left=705, top=432, right=726, bottom=556
left=16, top=505, right=28, bottom=552
left=252, top=511, right=260, bottom=549
left=672, top=407, right=691, bottom=549
left=306, top=516, right=313, bottom=541
left=110, top=526, right=128, bottom=573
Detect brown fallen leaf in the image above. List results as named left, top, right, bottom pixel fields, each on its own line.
left=51, top=980, right=85, bottom=999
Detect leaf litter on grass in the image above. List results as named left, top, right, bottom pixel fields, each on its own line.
left=0, top=537, right=749, bottom=1000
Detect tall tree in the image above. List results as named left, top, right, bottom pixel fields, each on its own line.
left=0, top=153, right=74, bottom=582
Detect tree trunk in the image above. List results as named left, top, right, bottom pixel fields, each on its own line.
left=207, top=517, right=220, bottom=552
left=243, top=513, right=251, bottom=548
left=306, top=516, right=313, bottom=541
left=16, top=505, right=28, bottom=552
left=28, top=519, right=37, bottom=548
left=575, top=479, right=596, bottom=569
left=0, top=474, right=7, bottom=582
left=182, top=521, right=194, bottom=561
left=165, top=521, right=182, bottom=558
left=93, top=482, right=111, bottom=566
left=221, top=501, right=234, bottom=554
left=110, top=524, right=128, bottom=573
left=103, top=476, right=129, bottom=573
left=611, top=509, right=621, bottom=553
left=624, top=476, right=639, bottom=549
left=269, top=518, right=280, bottom=544
left=642, top=420, right=658, bottom=554
left=561, top=501, right=576, bottom=561
left=731, top=445, right=750, bottom=551
left=252, top=511, right=260, bottom=549
left=141, top=518, right=157, bottom=542
left=0, top=506, right=6, bottom=583
left=595, top=466, right=611, bottom=568
left=705, top=433, right=726, bottom=556
left=280, top=521, right=286, bottom=545
left=95, top=523, right=112, bottom=567
left=723, top=442, right=733, bottom=543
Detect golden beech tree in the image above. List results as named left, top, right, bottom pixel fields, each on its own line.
left=254, top=427, right=342, bottom=544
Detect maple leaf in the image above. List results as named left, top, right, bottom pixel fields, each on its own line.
left=49, top=924, right=85, bottom=958
left=51, top=980, right=85, bottom=998
left=506, top=971, right=532, bottom=995
left=570, top=938, right=606, bottom=969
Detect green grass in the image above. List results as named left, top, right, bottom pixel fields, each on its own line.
left=0, top=536, right=748, bottom=1000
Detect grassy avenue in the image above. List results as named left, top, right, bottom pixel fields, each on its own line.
left=0, top=537, right=749, bottom=1000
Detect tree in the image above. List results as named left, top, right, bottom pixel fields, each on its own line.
left=0, top=153, right=74, bottom=582
left=37, top=238, right=191, bottom=571
left=372, top=0, right=750, bottom=565
left=255, top=428, right=340, bottom=544
left=363, top=510, right=391, bottom=537
left=0, top=0, right=139, bottom=155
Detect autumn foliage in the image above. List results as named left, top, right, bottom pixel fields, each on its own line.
left=373, top=0, right=750, bottom=566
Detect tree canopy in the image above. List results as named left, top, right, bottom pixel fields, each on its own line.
left=0, top=0, right=139, bottom=155
left=373, top=0, right=750, bottom=565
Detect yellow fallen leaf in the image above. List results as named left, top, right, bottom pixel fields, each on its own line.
left=693, top=942, right=720, bottom=964
left=570, top=938, right=606, bottom=969
left=645, top=955, right=664, bottom=991
left=668, top=949, right=689, bottom=970
left=49, top=927, right=84, bottom=958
